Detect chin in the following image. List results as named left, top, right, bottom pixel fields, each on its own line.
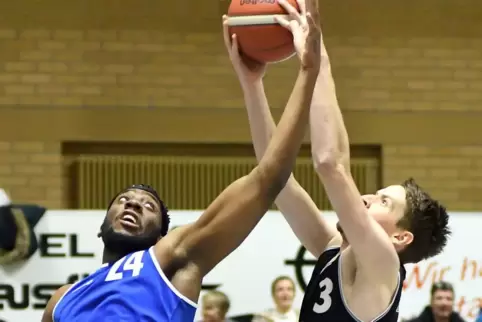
left=113, top=227, right=137, bottom=236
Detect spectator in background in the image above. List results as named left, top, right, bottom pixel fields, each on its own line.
left=200, top=290, right=235, bottom=322
left=0, top=189, right=45, bottom=265
left=475, top=307, right=482, bottom=322
left=407, top=281, right=465, bottom=322
left=252, top=276, right=299, bottom=322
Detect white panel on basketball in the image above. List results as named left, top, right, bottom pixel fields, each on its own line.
left=226, top=14, right=289, bottom=26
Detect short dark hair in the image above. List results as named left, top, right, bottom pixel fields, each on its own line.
left=431, top=281, right=454, bottom=297
left=156, top=196, right=170, bottom=237
left=132, top=184, right=170, bottom=236
left=397, top=178, right=450, bottom=264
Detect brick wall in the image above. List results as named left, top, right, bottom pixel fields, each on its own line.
left=0, top=0, right=481, bottom=209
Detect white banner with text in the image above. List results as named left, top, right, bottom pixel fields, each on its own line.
left=0, top=210, right=480, bottom=321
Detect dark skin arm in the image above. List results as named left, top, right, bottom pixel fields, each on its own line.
left=43, top=4, right=321, bottom=315
left=154, top=1, right=321, bottom=291
left=41, top=284, right=71, bottom=322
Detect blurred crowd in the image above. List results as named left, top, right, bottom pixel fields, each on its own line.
left=200, top=276, right=299, bottom=322
left=199, top=278, right=480, bottom=322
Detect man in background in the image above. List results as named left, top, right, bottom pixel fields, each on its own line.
left=406, top=281, right=465, bottom=322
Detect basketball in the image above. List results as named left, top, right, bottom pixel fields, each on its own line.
left=227, top=0, right=300, bottom=64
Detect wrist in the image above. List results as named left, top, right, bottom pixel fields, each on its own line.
left=240, top=78, right=264, bottom=92
left=299, top=65, right=320, bottom=80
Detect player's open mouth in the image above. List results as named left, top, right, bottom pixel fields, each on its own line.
left=120, top=211, right=139, bottom=229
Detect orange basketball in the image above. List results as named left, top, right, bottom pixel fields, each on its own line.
left=227, top=0, right=300, bottom=64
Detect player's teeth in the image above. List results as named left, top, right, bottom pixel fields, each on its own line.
left=123, top=215, right=136, bottom=223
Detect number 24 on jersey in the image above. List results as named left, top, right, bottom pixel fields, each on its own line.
left=105, top=251, right=145, bottom=282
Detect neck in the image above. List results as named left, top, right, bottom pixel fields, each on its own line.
left=276, top=305, right=291, bottom=314
left=434, top=316, right=450, bottom=322
left=102, top=248, right=123, bottom=264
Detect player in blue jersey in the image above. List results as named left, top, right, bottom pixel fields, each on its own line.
left=41, top=3, right=322, bottom=321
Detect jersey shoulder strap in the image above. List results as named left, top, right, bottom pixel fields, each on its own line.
left=313, top=246, right=341, bottom=274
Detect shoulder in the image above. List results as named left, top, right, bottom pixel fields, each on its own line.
left=152, top=224, right=195, bottom=269
left=41, top=284, right=72, bottom=322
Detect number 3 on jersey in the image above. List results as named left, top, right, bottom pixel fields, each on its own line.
left=105, top=250, right=145, bottom=281
left=313, top=278, right=333, bottom=314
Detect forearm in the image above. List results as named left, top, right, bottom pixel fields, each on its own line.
left=241, top=80, right=274, bottom=162
left=311, top=45, right=350, bottom=171
left=259, top=68, right=319, bottom=187
left=240, top=57, right=340, bottom=256
left=242, top=81, right=303, bottom=192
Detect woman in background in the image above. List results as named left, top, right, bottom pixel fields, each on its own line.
left=201, top=290, right=235, bottom=322
left=253, top=276, right=299, bottom=322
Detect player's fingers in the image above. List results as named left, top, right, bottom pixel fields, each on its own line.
left=306, top=13, right=320, bottom=38
left=296, top=0, right=307, bottom=18
left=274, top=15, right=292, bottom=30
left=278, top=0, right=302, bottom=21
left=289, top=20, right=299, bottom=34
left=307, top=0, right=320, bottom=23
left=306, top=13, right=317, bottom=32
left=304, top=0, right=318, bottom=21
left=222, top=16, right=232, bottom=52
left=231, top=33, right=240, bottom=54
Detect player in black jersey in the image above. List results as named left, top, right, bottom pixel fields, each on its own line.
left=228, top=0, right=451, bottom=320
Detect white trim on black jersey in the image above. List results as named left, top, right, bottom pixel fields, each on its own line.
left=337, top=253, right=401, bottom=322
left=148, top=247, right=198, bottom=308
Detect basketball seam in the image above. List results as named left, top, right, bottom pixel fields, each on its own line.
left=226, top=14, right=289, bottom=26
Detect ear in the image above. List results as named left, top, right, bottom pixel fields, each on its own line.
left=391, top=230, right=413, bottom=247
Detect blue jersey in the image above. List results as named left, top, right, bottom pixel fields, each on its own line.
left=53, top=247, right=197, bottom=322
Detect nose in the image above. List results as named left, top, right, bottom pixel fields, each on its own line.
left=362, top=198, right=369, bottom=207
left=125, top=199, right=142, bottom=212
left=361, top=195, right=375, bottom=208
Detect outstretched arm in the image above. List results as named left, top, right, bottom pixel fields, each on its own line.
left=310, top=40, right=399, bottom=281
left=157, top=1, right=322, bottom=276
left=41, top=284, right=71, bottom=322
left=226, top=30, right=338, bottom=257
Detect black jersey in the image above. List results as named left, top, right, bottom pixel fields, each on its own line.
left=300, top=247, right=406, bottom=322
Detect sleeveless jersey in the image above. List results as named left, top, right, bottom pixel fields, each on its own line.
left=53, top=247, right=197, bottom=322
left=300, top=247, right=406, bottom=322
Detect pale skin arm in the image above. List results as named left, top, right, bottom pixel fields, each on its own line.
left=231, top=59, right=338, bottom=258
left=155, top=1, right=322, bottom=279
left=223, top=0, right=339, bottom=259
left=309, top=16, right=399, bottom=282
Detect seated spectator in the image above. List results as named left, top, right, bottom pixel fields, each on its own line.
left=200, top=290, right=235, bottom=322
left=475, top=306, right=482, bottom=322
left=0, top=189, right=44, bottom=265
left=407, top=281, right=465, bottom=322
left=252, top=276, right=299, bottom=322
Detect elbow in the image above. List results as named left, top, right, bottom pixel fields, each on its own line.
left=254, top=160, right=290, bottom=199
left=312, top=153, right=345, bottom=177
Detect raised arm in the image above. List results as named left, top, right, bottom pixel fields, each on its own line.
left=158, top=3, right=322, bottom=276
left=310, top=38, right=399, bottom=280
left=222, top=0, right=338, bottom=258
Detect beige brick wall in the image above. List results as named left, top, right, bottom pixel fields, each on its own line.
left=0, top=142, right=62, bottom=207
left=384, top=146, right=482, bottom=210
left=0, top=31, right=480, bottom=110
left=0, top=0, right=481, bottom=210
